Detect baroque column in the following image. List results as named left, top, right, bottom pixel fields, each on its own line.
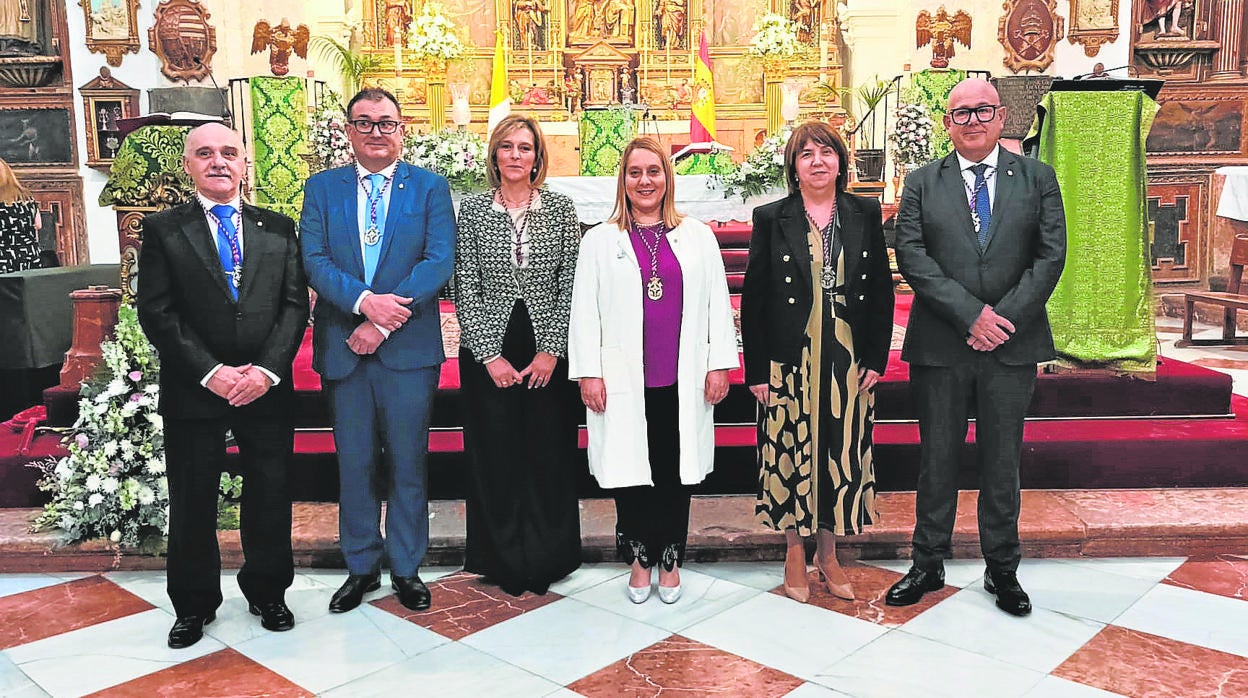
left=1210, top=0, right=1244, bottom=81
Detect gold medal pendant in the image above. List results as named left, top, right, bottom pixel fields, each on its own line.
left=647, top=275, right=664, bottom=301
left=364, top=227, right=381, bottom=246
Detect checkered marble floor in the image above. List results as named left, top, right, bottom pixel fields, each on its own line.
left=2, top=556, right=1247, bottom=697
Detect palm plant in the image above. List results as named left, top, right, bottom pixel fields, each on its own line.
left=309, top=35, right=384, bottom=95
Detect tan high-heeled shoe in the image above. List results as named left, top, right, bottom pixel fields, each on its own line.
left=816, top=554, right=855, bottom=601
left=783, top=544, right=810, bottom=603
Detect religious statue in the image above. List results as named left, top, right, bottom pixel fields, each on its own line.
left=514, top=0, right=549, bottom=50
left=655, top=0, right=685, bottom=50
left=564, top=66, right=584, bottom=113
left=521, top=82, right=554, bottom=105
left=619, top=65, right=635, bottom=104
left=381, top=0, right=411, bottom=47
left=791, top=0, right=824, bottom=44
left=0, top=0, right=40, bottom=55
left=568, top=0, right=601, bottom=40
left=251, top=18, right=310, bottom=76
left=673, top=77, right=691, bottom=105
left=1140, top=0, right=1189, bottom=37
left=916, top=6, right=971, bottom=69
left=602, top=0, right=634, bottom=40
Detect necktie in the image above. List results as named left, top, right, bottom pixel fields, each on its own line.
left=363, top=173, right=388, bottom=286
left=210, top=204, right=241, bottom=301
left=970, top=163, right=992, bottom=249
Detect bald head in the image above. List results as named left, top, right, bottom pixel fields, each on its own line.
left=943, top=78, right=1007, bottom=162
left=183, top=123, right=246, bottom=204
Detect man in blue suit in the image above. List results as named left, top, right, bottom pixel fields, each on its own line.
left=301, top=88, right=455, bottom=612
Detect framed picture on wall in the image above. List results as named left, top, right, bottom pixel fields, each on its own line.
left=0, top=107, right=75, bottom=167
left=79, top=67, right=140, bottom=169
left=80, top=0, right=142, bottom=66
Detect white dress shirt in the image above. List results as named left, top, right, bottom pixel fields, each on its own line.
left=955, top=144, right=1001, bottom=212
left=351, top=160, right=400, bottom=339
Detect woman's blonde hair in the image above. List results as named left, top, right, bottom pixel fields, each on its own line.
left=0, top=158, right=33, bottom=205
left=486, top=114, right=549, bottom=189
left=607, top=137, right=683, bottom=231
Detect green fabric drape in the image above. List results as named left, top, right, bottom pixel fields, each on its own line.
left=904, top=69, right=966, bottom=159
left=99, top=126, right=194, bottom=208
left=250, top=77, right=309, bottom=222
left=579, top=108, right=638, bottom=176
left=1032, top=90, right=1159, bottom=372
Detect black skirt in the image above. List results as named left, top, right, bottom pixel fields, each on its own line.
left=460, top=299, right=582, bottom=595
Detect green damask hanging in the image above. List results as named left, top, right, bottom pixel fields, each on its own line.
left=250, top=77, right=310, bottom=222
left=904, top=69, right=966, bottom=161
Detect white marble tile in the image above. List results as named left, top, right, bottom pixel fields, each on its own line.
left=201, top=580, right=338, bottom=646
left=1114, top=583, right=1248, bottom=658
left=1052, top=557, right=1186, bottom=584
left=0, top=574, right=70, bottom=600
left=1022, top=675, right=1127, bottom=698
left=0, top=652, right=49, bottom=698
left=861, top=558, right=986, bottom=588
left=322, top=640, right=558, bottom=697
left=681, top=591, right=886, bottom=681
left=546, top=563, right=626, bottom=597
left=570, top=568, right=761, bottom=633
left=6, top=608, right=224, bottom=696
left=900, top=587, right=1104, bottom=673
left=460, top=598, right=669, bottom=685
left=684, top=560, right=786, bottom=592
left=811, top=630, right=1044, bottom=698
left=784, top=682, right=854, bottom=697
left=102, top=570, right=173, bottom=611
left=232, top=603, right=446, bottom=693
left=542, top=689, right=584, bottom=698
left=1001, top=559, right=1158, bottom=624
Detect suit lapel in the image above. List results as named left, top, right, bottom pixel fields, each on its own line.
left=983, top=150, right=1020, bottom=253
left=179, top=203, right=236, bottom=302
left=937, top=153, right=981, bottom=254
left=236, top=204, right=273, bottom=306
left=778, top=195, right=812, bottom=295
left=838, top=192, right=863, bottom=282
left=341, top=167, right=364, bottom=278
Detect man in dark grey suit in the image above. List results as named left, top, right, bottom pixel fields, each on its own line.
left=886, top=78, right=1066, bottom=616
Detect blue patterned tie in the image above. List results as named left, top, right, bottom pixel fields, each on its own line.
left=210, top=204, right=240, bottom=301
left=970, top=163, right=992, bottom=249
left=363, top=174, right=387, bottom=285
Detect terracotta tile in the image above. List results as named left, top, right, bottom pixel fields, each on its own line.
left=1164, top=554, right=1248, bottom=601
left=85, top=648, right=312, bottom=698
left=0, top=575, right=154, bottom=650
left=767, top=563, right=960, bottom=626
left=1054, top=625, right=1248, bottom=698
left=1191, top=358, right=1248, bottom=370
left=566, top=635, right=804, bottom=698
left=371, top=571, right=560, bottom=640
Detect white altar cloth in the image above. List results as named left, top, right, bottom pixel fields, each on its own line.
left=542, top=175, right=782, bottom=223
left=1215, top=166, right=1248, bottom=222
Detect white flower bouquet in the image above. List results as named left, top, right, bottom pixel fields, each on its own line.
left=407, top=3, right=465, bottom=66
left=403, top=128, right=488, bottom=193
left=714, top=127, right=792, bottom=200
left=748, top=14, right=801, bottom=60
left=889, top=103, right=934, bottom=167
left=309, top=96, right=354, bottom=173
left=30, top=305, right=240, bottom=548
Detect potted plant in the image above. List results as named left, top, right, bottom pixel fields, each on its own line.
left=841, top=77, right=894, bottom=182
left=309, top=35, right=384, bottom=96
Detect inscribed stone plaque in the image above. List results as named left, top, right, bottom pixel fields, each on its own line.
left=992, top=75, right=1054, bottom=140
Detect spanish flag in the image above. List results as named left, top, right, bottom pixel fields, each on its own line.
left=690, top=32, right=716, bottom=144
left=487, top=30, right=510, bottom=133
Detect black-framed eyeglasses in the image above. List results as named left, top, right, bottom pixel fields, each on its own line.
left=948, top=105, right=1002, bottom=125
left=349, top=119, right=401, bottom=134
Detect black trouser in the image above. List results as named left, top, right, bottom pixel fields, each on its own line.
left=909, top=357, right=1036, bottom=573
left=164, top=414, right=294, bottom=618
left=613, top=384, right=690, bottom=571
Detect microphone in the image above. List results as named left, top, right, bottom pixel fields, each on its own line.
left=193, top=56, right=234, bottom=127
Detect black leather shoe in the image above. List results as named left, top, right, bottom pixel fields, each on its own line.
left=329, top=573, right=381, bottom=613
left=249, top=600, right=295, bottom=631
left=984, top=569, right=1032, bottom=616
left=885, top=566, right=945, bottom=606
left=392, top=575, right=432, bottom=611
left=167, top=612, right=215, bottom=649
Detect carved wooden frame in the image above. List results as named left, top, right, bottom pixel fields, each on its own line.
left=1067, top=0, right=1118, bottom=57
left=997, top=0, right=1065, bottom=73
left=79, top=0, right=141, bottom=67
left=79, top=67, right=139, bottom=170
left=148, top=0, right=217, bottom=82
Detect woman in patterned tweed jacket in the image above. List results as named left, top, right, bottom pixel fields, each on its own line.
left=453, top=114, right=584, bottom=596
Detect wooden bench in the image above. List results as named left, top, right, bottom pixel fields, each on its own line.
left=1177, top=234, right=1248, bottom=347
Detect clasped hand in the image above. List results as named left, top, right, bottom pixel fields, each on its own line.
left=206, top=364, right=273, bottom=407
left=487, top=352, right=557, bottom=389
left=360, top=293, right=413, bottom=333
left=967, top=305, right=1015, bottom=352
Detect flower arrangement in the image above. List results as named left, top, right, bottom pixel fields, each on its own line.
left=747, top=14, right=801, bottom=60
left=714, top=127, right=792, bottom=201
left=30, top=305, right=240, bottom=548
left=889, top=103, right=934, bottom=167
left=406, top=3, right=465, bottom=67
left=403, top=128, right=488, bottom=193
left=309, top=96, right=354, bottom=173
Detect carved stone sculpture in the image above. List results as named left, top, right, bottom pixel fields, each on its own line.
left=251, top=18, right=309, bottom=76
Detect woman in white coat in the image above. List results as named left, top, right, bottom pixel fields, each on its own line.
left=569, top=137, right=738, bottom=604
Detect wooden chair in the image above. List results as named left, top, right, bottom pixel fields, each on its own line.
left=1177, top=234, right=1248, bottom=347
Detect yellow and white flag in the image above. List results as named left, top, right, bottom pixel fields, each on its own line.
left=488, top=31, right=510, bottom=133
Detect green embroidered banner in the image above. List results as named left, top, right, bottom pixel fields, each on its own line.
left=99, top=126, right=195, bottom=208
left=1032, top=90, right=1159, bottom=372
left=250, top=77, right=309, bottom=222
left=579, top=108, right=638, bottom=176
left=905, top=69, right=966, bottom=159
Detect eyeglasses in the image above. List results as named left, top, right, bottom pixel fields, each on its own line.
left=948, top=105, right=1002, bottom=125
left=349, top=119, right=401, bottom=134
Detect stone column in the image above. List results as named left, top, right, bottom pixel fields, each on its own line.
left=1210, top=0, right=1244, bottom=80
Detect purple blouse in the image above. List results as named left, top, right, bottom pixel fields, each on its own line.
left=628, top=223, right=683, bottom=387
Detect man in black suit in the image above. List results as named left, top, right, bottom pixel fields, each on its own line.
left=137, top=123, right=309, bottom=647
left=887, top=79, right=1066, bottom=616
